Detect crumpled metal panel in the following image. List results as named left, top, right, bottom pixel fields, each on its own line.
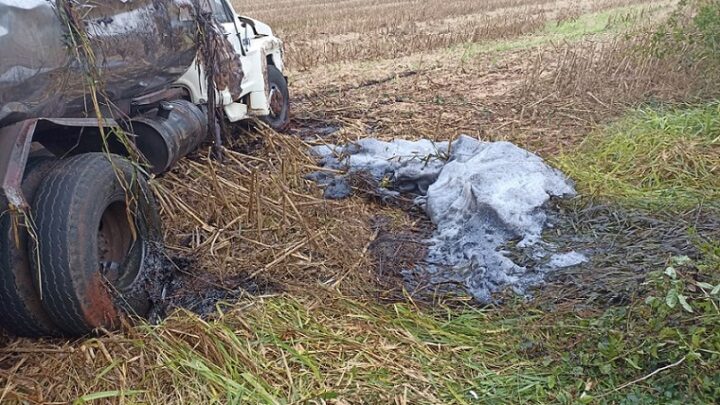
left=0, top=0, right=205, bottom=126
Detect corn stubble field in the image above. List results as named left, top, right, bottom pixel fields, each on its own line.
left=2, top=0, right=720, bottom=403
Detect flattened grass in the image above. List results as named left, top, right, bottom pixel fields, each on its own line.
left=10, top=278, right=716, bottom=404
left=136, top=296, right=523, bottom=404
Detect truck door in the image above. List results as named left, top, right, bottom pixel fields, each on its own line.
left=211, top=0, right=241, bottom=52
left=213, top=0, right=266, bottom=105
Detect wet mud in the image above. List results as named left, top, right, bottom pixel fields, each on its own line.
left=368, top=197, right=720, bottom=307
left=534, top=199, right=720, bottom=307
left=290, top=118, right=342, bottom=140
left=368, top=215, right=433, bottom=301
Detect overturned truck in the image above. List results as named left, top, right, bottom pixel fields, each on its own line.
left=0, top=0, right=289, bottom=337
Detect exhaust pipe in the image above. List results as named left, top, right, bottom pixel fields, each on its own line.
left=130, top=100, right=208, bottom=174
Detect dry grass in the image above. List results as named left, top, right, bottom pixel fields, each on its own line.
left=153, top=131, right=376, bottom=288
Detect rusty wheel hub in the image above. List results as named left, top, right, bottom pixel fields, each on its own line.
left=268, top=84, right=284, bottom=118
left=97, top=201, right=132, bottom=284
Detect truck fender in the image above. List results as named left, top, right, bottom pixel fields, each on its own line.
left=267, top=50, right=285, bottom=74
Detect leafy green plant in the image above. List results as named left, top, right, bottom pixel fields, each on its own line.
left=654, top=0, right=720, bottom=62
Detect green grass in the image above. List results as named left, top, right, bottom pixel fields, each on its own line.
left=543, top=7, right=634, bottom=38
left=555, top=102, right=720, bottom=208
left=61, top=265, right=719, bottom=404
left=460, top=4, right=666, bottom=58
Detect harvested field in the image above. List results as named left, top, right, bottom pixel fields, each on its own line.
left=2, top=0, right=720, bottom=403
left=235, top=0, right=672, bottom=70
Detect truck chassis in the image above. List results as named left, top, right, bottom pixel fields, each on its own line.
left=0, top=0, right=289, bottom=337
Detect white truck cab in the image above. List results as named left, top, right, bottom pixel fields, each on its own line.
left=175, top=0, right=289, bottom=130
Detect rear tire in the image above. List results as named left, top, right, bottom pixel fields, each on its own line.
left=0, top=157, right=63, bottom=337
left=31, top=153, right=161, bottom=336
left=261, top=65, right=290, bottom=132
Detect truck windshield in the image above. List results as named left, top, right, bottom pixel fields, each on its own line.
left=211, top=0, right=232, bottom=23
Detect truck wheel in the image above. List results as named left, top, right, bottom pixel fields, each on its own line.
left=0, top=157, right=63, bottom=337
left=31, top=153, right=161, bottom=336
left=262, top=65, right=290, bottom=132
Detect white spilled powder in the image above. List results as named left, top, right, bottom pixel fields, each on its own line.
left=312, top=138, right=449, bottom=194
left=0, top=0, right=47, bottom=9
left=425, top=137, right=575, bottom=242
left=546, top=251, right=589, bottom=269
left=312, top=135, right=585, bottom=302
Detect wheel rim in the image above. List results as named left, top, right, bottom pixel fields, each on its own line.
left=268, top=83, right=285, bottom=119
left=97, top=201, right=135, bottom=287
